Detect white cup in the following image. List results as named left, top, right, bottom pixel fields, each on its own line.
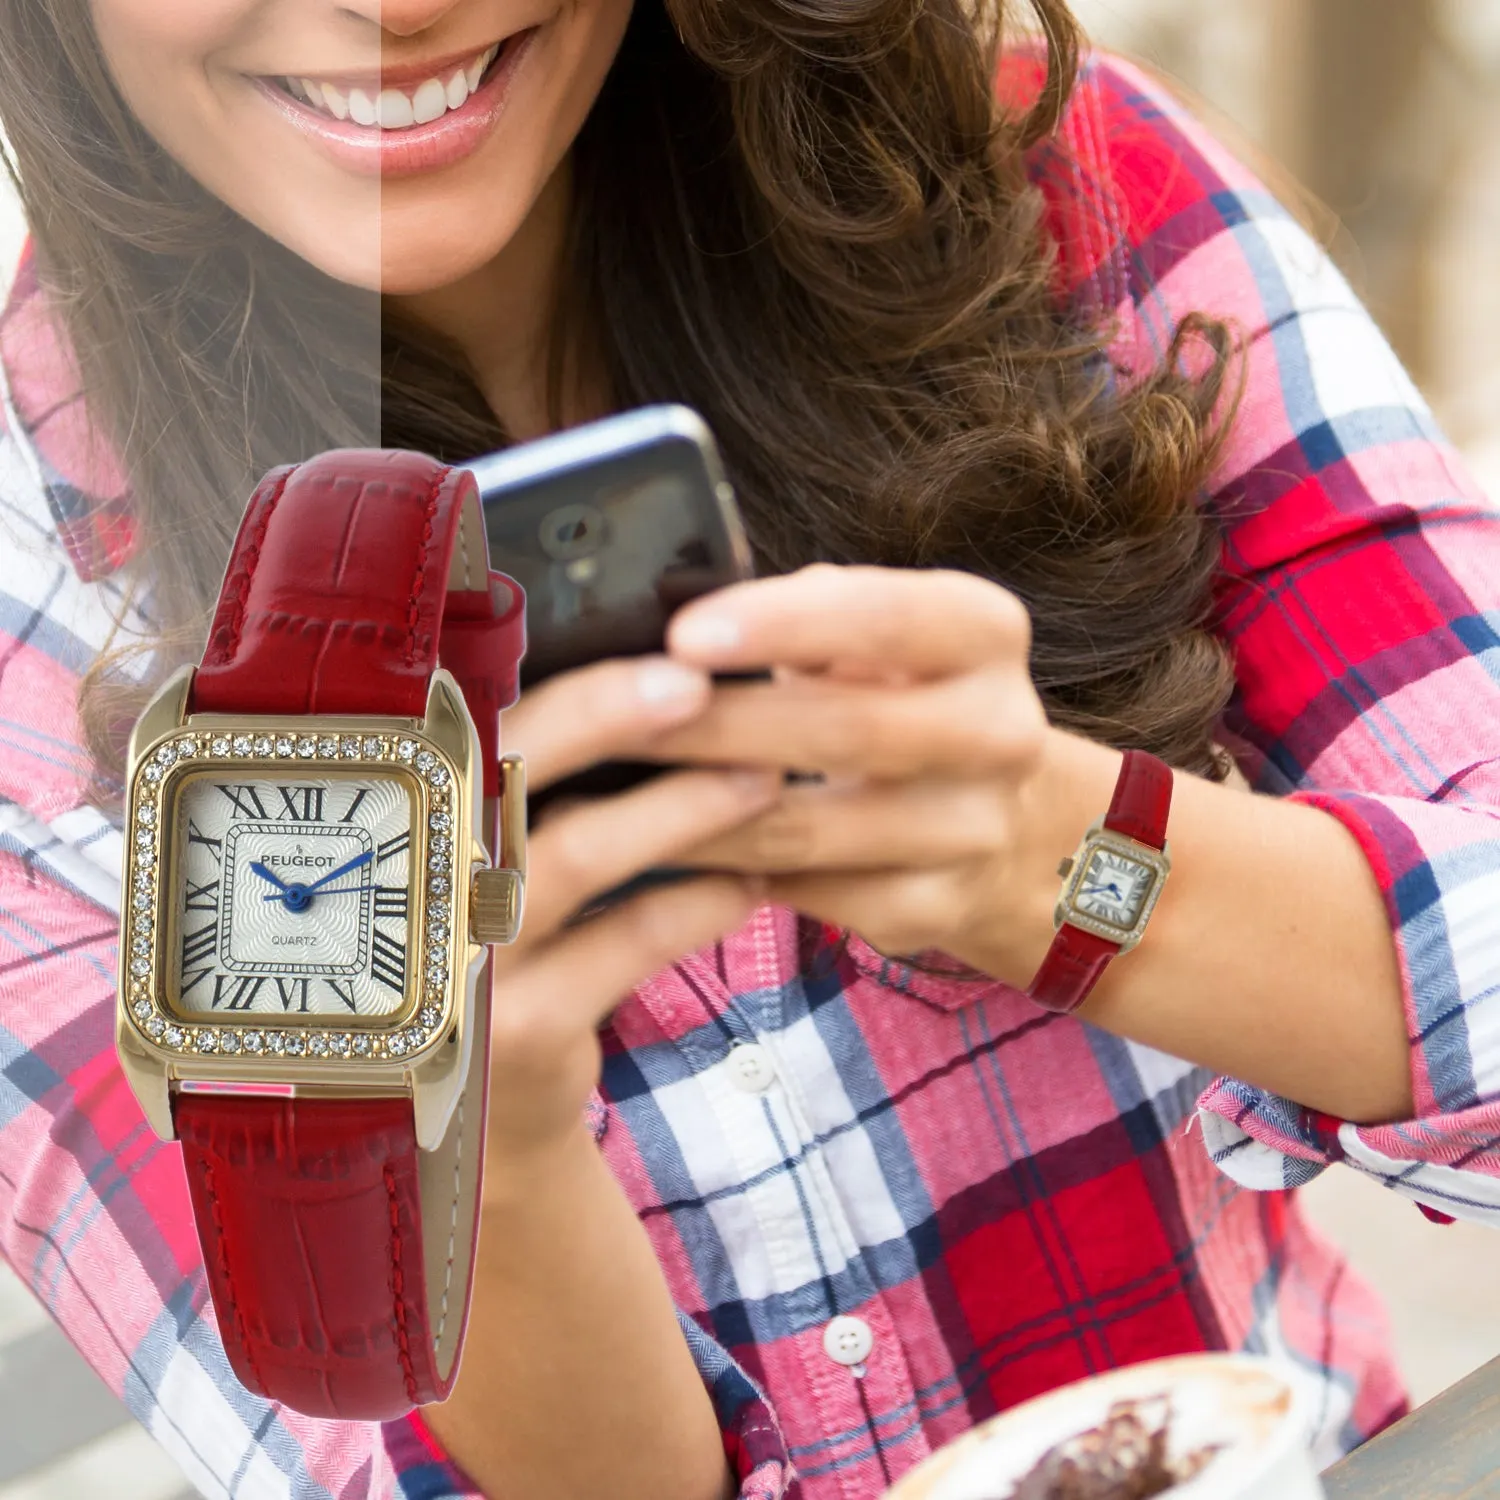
left=882, top=1354, right=1325, bottom=1500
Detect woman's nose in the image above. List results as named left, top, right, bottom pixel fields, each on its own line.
left=336, top=0, right=472, bottom=40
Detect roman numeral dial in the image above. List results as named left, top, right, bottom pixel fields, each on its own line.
left=169, top=772, right=419, bottom=1019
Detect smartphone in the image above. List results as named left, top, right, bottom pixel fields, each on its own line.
left=467, top=405, right=761, bottom=912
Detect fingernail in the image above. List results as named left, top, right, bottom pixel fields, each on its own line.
left=672, top=613, right=742, bottom=653
left=635, top=659, right=708, bottom=705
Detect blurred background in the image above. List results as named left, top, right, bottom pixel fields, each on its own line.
left=3, top=1, right=1500, bottom=1495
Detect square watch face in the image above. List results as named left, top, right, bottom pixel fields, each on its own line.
left=122, top=729, right=466, bottom=1065
left=1071, top=846, right=1158, bottom=932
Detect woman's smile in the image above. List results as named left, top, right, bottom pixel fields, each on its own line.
left=251, top=28, right=541, bottom=177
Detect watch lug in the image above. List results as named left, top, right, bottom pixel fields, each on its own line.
left=127, top=665, right=194, bottom=767
left=115, top=1016, right=176, bottom=1141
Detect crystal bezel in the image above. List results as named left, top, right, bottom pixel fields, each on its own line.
left=122, top=731, right=462, bottom=1065
left=1055, top=825, right=1171, bottom=951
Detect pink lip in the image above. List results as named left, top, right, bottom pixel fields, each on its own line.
left=251, top=30, right=537, bottom=180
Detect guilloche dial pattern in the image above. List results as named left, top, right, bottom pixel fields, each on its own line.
left=173, top=775, right=410, bottom=1017
left=1072, top=847, right=1156, bottom=931
left=123, top=731, right=462, bottom=1062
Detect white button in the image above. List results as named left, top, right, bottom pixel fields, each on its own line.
left=727, top=1043, right=776, bottom=1094
left=823, top=1315, right=874, bottom=1367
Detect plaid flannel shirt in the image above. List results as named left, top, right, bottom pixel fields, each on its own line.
left=3, top=51, right=1500, bottom=1500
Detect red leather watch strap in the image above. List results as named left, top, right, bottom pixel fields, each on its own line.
left=1103, top=747, right=1173, bottom=849
left=1027, top=749, right=1174, bottom=1015
left=191, top=449, right=524, bottom=797
left=1028, top=924, right=1120, bottom=1015
left=178, top=449, right=516, bottom=1419
left=176, top=1096, right=447, bottom=1419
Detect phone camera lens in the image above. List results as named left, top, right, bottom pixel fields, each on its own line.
left=539, top=503, right=608, bottom=562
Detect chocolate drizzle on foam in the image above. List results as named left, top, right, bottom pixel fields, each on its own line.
left=994, top=1397, right=1221, bottom=1500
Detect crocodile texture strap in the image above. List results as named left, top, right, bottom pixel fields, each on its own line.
left=1101, top=746, right=1173, bottom=850
left=177, top=449, right=520, bottom=1418
left=191, top=448, right=524, bottom=797
left=1029, top=750, right=1173, bottom=1015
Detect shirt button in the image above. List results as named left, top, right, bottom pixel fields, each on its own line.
left=727, top=1043, right=776, bottom=1094
left=823, top=1315, right=874, bottom=1367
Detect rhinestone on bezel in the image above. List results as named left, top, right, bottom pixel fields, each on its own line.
left=296, top=736, right=317, bottom=759
left=254, top=735, right=275, bottom=756
left=196, top=1031, right=217, bottom=1053
left=275, top=736, right=295, bottom=757
left=243, top=1031, right=265, bottom=1053
left=363, top=736, right=384, bottom=757
left=353, top=1035, right=373, bottom=1056
left=318, top=736, right=339, bottom=759
left=163, top=1026, right=184, bottom=1047
left=341, top=737, right=362, bottom=758
left=232, top=734, right=254, bottom=756
left=396, top=738, right=418, bottom=761
left=146, top=1016, right=166, bottom=1039
left=210, top=736, right=231, bottom=757
left=218, top=1032, right=240, bottom=1055
left=284, top=1034, right=307, bottom=1057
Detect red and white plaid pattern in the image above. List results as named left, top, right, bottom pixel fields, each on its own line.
left=2, top=52, right=1499, bottom=1500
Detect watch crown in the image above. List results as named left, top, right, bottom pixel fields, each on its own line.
left=470, top=868, right=524, bottom=945
left=1057, top=856, right=1074, bottom=879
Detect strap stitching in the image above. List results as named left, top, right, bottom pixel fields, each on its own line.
left=383, top=1162, right=422, bottom=1405
left=199, top=1158, right=271, bottom=1396
left=205, top=465, right=296, bottom=668
left=405, top=465, right=447, bottom=669
left=434, top=1094, right=465, bottom=1350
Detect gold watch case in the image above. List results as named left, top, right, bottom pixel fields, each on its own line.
left=115, top=665, right=526, bottom=1152
left=1053, top=816, right=1172, bottom=953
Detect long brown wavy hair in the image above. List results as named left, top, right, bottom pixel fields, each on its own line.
left=0, top=0, right=1242, bottom=804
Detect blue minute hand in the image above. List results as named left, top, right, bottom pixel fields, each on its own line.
left=302, top=849, right=374, bottom=895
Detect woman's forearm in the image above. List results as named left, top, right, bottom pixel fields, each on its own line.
left=974, top=728, right=1412, bottom=1125
left=422, top=1118, right=737, bottom=1500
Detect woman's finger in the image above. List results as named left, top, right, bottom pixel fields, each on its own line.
left=680, top=776, right=1015, bottom=874
left=492, top=874, right=763, bottom=1043
left=500, top=655, right=714, bottom=790
left=648, top=667, right=1049, bottom=780
left=515, top=766, right=784, bottom=940
left=667, top=563, right=1033, bottom=680
left=760, top=865, right=978, bottom=960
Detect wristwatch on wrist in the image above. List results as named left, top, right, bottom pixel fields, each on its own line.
left=1027, top=748, right=1173, bottom=1015
left=115, top=449, right=528, bottom=1420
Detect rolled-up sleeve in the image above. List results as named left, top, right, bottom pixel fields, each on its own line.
left=1169, top=86, right=1500, bottom=1221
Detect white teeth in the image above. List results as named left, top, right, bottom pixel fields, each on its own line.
left=412, top=77, right=448, bottom=125
left=285, top=42, right=501, bottom=130
left=376, top=89, right=414, bottom=128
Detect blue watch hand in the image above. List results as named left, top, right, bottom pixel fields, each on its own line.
left=302, top=849, right=374, bottom=895
left=262, top=883, right=369, bottom=902
left=249, top=861, right=292, bottom=894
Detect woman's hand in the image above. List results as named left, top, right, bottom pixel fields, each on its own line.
left=483, top=655, right=781, bottom=1170
left=652, top=563, right=1054, bottom=980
